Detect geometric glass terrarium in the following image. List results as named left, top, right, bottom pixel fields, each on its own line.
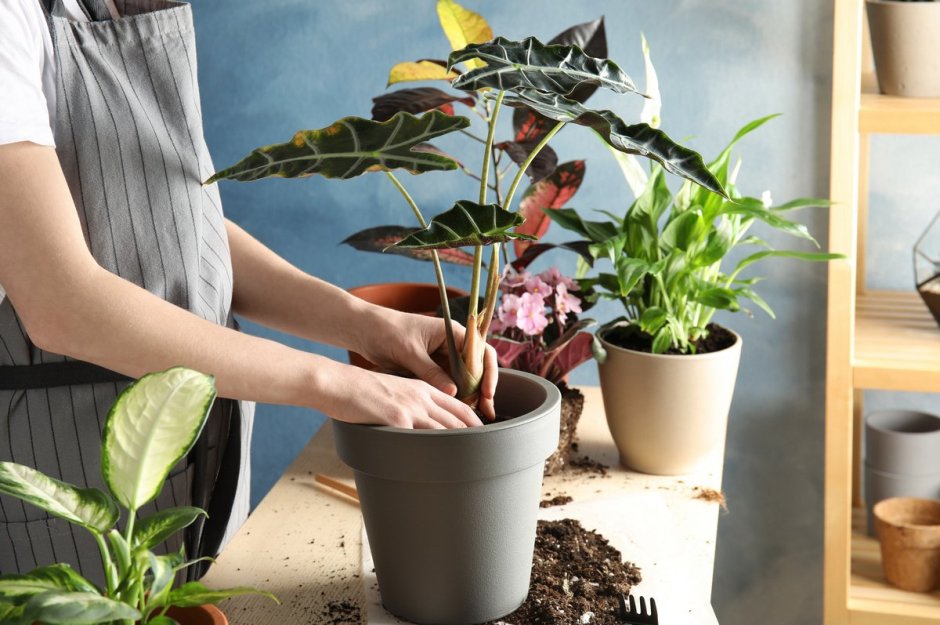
left=914, top=210, right=940, bottom=326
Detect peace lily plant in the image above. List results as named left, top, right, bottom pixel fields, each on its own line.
left=207, top=0, right=724, bottom=408
left=0, top=368, right=275, bottom=625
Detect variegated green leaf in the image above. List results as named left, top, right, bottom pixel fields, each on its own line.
left=206, top=111, right=470, bottom=183
left=0, top=463, right=117, bottom=534
left=134, top=506, right=206, bottom=550
left=450, top=37, right=637, bottom=97
left=166, top=582, right=278, bottom=608
left=499, top=89, right=725, bottom=197
left=392, top=201, right=535, bottom=250
left=0, top=564, right=97, bottom=604
left=102, top=367, right=216, bottom=512
left=20, top=591, right=140, bottom=625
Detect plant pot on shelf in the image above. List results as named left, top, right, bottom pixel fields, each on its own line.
left=597, top=325, right=742, bottom=476
left=164, top=604, right=228, bottom=625
left=867, top=0, right=940, bottom=97
left=914, top=210, right=940, bottom=326
left=333, top=369, right=560, bottom=625
left=346, top=283, right=468, bottom=369
left=874, top=497, right=940, bottom=593
left=543, top=384, right=584, bottom=475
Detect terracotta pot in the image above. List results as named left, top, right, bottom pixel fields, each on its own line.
left=874, top=497, right=940, bottom=592
left=867, top=0, right=940, bottom=97
left=163, top=605, right=227, bottom=625
left=597, top=326, right=742, bottom=475
left=346, top=283, right=468, bottom=369
left=334, top=370, right=561, bottom=625
left=544, top=385, right=584, bottom=475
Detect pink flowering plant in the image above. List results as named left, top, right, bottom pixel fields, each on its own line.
left=488, top=266, right=596, bottom=386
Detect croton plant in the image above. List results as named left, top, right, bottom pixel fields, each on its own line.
left=207, top=0, right=724, bottom=407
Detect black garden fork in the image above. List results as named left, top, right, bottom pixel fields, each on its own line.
left=619, top=594, right=659, bottom=625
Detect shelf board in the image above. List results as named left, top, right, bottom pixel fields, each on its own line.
left=859, top=74, right=940, bottom=135
left=853, top=291, right=940, bottom=392
left=849, top=508, right=940, bottom=624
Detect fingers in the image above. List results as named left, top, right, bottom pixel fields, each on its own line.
left=413, top=351, right=458, bottom=396
left=431, top=389, right=484, bottom=427
left=479, top=343, right=498, bottom=422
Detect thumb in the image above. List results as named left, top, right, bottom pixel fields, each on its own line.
left=414, top=353, right=458, bottom=396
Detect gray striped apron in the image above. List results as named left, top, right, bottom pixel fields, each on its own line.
left=0, top=0, right=253, bottom=585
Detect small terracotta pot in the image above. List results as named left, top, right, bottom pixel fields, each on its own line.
left=346, top=283, right=468, bottom=369
left=544, top=385, right=584, bottom=475
left=163, top=605, right=227, bottom=625
left=874, top=497, right=940, bottom=592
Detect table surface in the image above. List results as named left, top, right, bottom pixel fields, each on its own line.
left=204, top=387, right=725, bottom=624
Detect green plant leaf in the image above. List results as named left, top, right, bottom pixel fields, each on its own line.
left=392, top=201, right=534, bottom=249
left=732, top=249, right=844, bottom=277
left=436, top=0, right=493, bottom=70
left=721, top=197, right=818, bottom=243
left=0, top=463, right=117, bottom=535
left=615, top=257, right=650, bottom=297
left=639, top=307, right=667, bottom=335
left=736, top=286, right=776, bottom=319
left=147, top=617, right=180, bottom=625
left=545, top=208, right=619, bottom=243
left=387, top=60, right=459, bottom=85
left=102, top=367, right=216, bottom=512
left=651, top=327, right=674, bottom=354
left=206, top=111, right=470, bottom=183
left=341, top=225, right=476, bottom=266
left=134, top=507, right=206, bottom=551
left=772, top=197, right=833, bottom=211
left=0, top=601, right=23, bottom=623
left=166, top=582, right=278, bottom=608
left=661, top=209, right=705, bottom=251
left=499, top=90, right=725, bottom=197
left=450, top=36, right=638, bottom=97
left=146, top=551, right=177, bottom=609
left=371, top=87, right=474, bottom=122
left=694, top=287, right=740, bottom=311
left=107, top=530, right=131, bottom=579
left=0, top=565, right=97, bottom=604
left=19, top=591, right=140, bottom=625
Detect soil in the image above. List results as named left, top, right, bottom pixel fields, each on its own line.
left=323, top=599, right=362, bottom=624
left=603, top=322, right=736, bottom=355
left=917, top=274, right=940, bottom=326
left=566, top=443, right=610, bottom=478
left=693, top=486, right=728, bottom=511
left=540, top=494, right=573, bottom=508
left=544, top=385, right=585, bottom=475
left=487, top=519, right=642, bottom=625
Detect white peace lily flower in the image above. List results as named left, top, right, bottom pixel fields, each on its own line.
left=761, top=190, right=773, bottom=208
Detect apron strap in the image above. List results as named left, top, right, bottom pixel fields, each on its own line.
left=0, top=361, right=132, bottom=390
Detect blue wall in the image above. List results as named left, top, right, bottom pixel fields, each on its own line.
left=191, top=2, right=871, bottom=623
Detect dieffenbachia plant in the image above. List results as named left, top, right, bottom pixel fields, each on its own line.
left=206, top=3, right=724, bottom=406
left=0, top=368, right=276, bottom=625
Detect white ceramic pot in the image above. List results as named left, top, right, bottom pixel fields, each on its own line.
left=597, top=326, right=742, bottom=475
left=867, top=0, right=940, bottom=97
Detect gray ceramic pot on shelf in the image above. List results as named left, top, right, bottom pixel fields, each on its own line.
left=333, top=369, right=561, bottom=625
left=865, top=409, right=940, bottom=536
left=867, top=0, right=940, bottom=97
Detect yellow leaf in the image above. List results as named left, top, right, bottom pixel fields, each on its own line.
left=388, top=61, right=459, bottom=86
left=436, top=0, right=493, bottom=70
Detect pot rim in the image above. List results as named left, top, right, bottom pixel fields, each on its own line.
left=864, top=462, right=940, bottom=479
left=874, top=497, right=940, bottom=530
left=865, top=409, right=940, bottom=436
left=355, top=369, right=560, bottom=438
left=867, top=0, right=940, bottom=6
left=597, top=324, right=742, bottom=361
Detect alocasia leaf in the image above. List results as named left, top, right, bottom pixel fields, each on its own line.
left=387, top=60, right=459, bottom=86
left=372, top=88, right=474, bottom=122
left=342, top=226, right=476, bottom=265
left=450, top=37, right=638, bottom=97
left=499, top=89, right=725, bottom=197
left=393, top=201, right=535, bottom=249
left=514, top=160, right=586, bottom=257
left=495, top=141, right=558, bottom=183
left=436, top=0, right=493, bottom=71
left=510, top=241, right=594, bottom=272
left=206, top=111, right=470, bottom=183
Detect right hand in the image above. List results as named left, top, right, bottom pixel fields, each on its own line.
left=319, top=362, right=484, bottom=429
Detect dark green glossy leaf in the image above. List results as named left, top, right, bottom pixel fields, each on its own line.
left=393, top=201, right=534, bottom=249
left=694, top=287, right=739, bottom=311
left=371, top=88, right=474, bottom=122
left=0, top=565, right=97, bottom=604
left=206, top=111, right=470, bottom=183
left=500, top=90, right=725, bottom=197
left=495, top=141, right=558, bottom=183
left=615, top=257, right=650, bottom=297
left=134, top=506, right=206, bottom=551
left=342, top=226, right=476, bottom=265
left=166, top=582, right=278, bottom=608
left=450, top=36, right=638, bottom=97
left=20, top=591, right=139, bottom=625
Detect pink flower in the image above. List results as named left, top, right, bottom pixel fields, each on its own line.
left=500, top=268, right=529, bottom=292
left=539, top=266, right=578, bottom=291
left=497, top=293, right=522, bottom=328
left=524, top=276, right=553, bottom=299
left=556, top=283, right=582, bottom=314
left=516, top=292, right=549, bottom=336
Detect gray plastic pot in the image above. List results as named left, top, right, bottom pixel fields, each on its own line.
left=865, top=464, right=940, bottom=536
left=597, top=326, right=741, bottom=475
left=867, top=0, right=940, bottom=97
left=333, top=369, right=561, bottom=625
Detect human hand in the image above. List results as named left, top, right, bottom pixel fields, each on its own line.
left=319, top=360, right=483, bottom=429
left=355, top=309, right=498, bottom=422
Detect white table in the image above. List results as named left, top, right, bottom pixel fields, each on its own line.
left=204, top=387, right=724, bottom=624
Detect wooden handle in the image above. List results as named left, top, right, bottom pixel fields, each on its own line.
left=314, top=473, right=360, bottom=503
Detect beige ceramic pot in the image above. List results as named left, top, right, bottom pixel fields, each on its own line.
left=867, top=0, right=940, bottom=97
left=873, top=497, right=940, bottom=592
left=597, top=326, right=742, bottom=475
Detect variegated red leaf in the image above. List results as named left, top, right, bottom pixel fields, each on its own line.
left=513, top=160, right=586, bottom=258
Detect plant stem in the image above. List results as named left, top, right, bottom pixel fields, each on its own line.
left=468, top=246, right=484, bottom=316
left=504, top=122, right=564, bottom=211
left=479, top=91, right=504, bottom=205
left=94, top=532, right=117, bottom=597
left=479, top=243, right=501, bottom=336
left=460, top=129, right=487, bottom=144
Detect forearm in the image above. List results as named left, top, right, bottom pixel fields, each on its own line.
left=225, top=219, right=384, bottom=352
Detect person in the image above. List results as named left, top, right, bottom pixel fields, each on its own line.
left=0, top=0, right=497, bottom=584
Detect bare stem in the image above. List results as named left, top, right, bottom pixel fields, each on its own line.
left=479, top=91, right=505, bottom=205
left=479, top=243, right=501, bottom=336
left=504, top=122, right=564, bottom=211
left=460, top=129, right=487, bottom=144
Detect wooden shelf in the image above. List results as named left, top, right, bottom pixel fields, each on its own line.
left=849, top=508, right=940, bottom=625
left=860, top=74, right=940, bottom=135
left=853, top=291, right=940, bottom=392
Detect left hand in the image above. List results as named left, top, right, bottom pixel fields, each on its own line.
left=355, top=309, right=498, bottom=422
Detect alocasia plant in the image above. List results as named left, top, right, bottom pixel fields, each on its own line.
left=207, top=0, right=723, bottom=407
left=0, top=368, right=276, bottom=625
